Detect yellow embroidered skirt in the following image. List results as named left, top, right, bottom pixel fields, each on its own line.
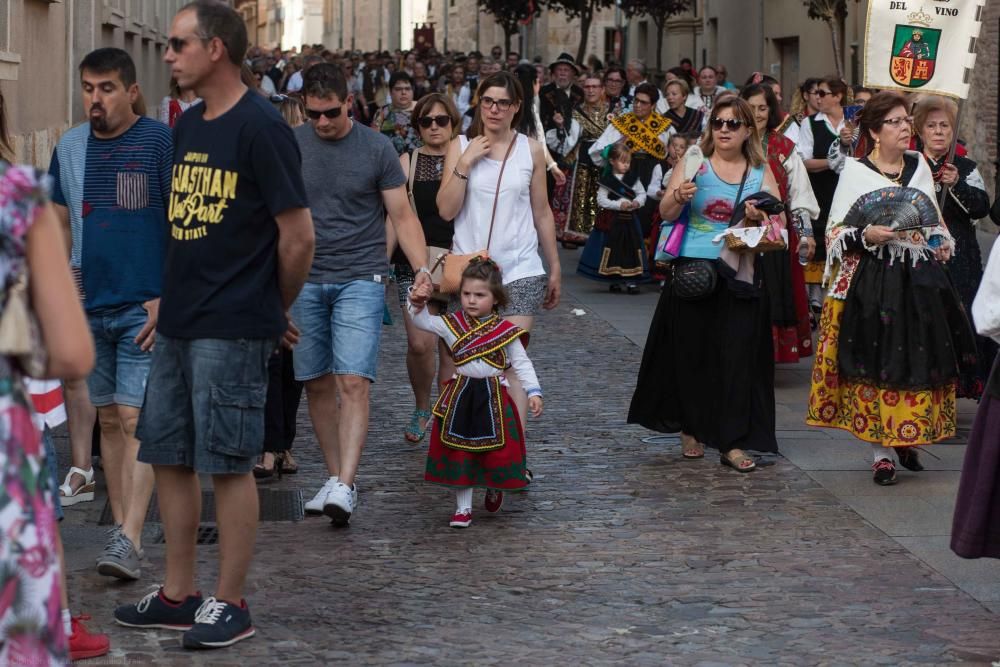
left=806, top=297, right=957, bottom=447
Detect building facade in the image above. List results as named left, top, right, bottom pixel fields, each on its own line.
left=4, top=0, right=190, bottom=168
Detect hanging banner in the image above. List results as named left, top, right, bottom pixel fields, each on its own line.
left=863, top=0, right=988, bottom=99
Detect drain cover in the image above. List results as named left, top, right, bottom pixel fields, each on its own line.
left=151, top=524, right=219, bottom=545
left=99, top=488, right=304, bottom=526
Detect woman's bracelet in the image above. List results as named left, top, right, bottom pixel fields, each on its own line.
left=452, top=167, right=469, bottom=181
left=672, top=189, right=683, bottom=204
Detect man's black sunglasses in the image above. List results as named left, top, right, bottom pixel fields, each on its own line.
left=305, top=106, right=343, bottom=120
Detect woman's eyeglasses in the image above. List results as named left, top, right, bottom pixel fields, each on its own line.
left=880, top=115, right=914, bottom=128
left=814, top=89, right=832, bottom=98
left=710, top=118, right=746, bottom=131
left=418, top=115, right=452, bottom=128
left=480, top=96, right=513, bottom=112
left=305, top=106, right=343, bottom=120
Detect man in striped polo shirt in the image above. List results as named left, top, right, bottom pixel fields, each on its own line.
left=49, top=47, right=172, bottom=583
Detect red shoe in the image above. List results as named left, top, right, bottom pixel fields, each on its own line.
left=484, top=489, right=504, bottom=513
left=70, top=614, right=110, bottom=661
left=449, top=510, right=472, bottom=528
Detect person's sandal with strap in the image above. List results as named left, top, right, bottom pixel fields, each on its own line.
left=276, top=450, right=298, bottom=475
left=60, top=466, right=96, bottom=506
left=680, top=434, right=704, bottom=460
left=404, top=409, right=432, bottom=443
left=720, top=450, right=756, bottom=473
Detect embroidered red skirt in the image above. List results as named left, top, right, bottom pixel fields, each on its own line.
left=425, top=376, right=528, bottom=490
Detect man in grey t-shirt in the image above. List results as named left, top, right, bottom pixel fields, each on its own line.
left=291, top=64, right=432, bottom=526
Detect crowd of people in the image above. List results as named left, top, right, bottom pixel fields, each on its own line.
left=2, top=0, right=1000, bottom=663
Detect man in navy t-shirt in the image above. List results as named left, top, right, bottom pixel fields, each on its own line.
left=114, top=0, right=314, bottom=651
left=49, top=47, right=172, bottom=583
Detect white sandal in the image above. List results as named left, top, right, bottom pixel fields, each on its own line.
left=59, top=466, right=95, bottom=506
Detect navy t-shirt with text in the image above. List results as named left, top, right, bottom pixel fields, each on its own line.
left=157, top=91, right=308, bottom=339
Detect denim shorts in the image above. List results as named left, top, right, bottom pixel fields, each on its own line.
left=289, top=280, right=384, bottom=382
left=86, top=303, right=152, bottom=408
left=136, top=335, right=273, bottom=475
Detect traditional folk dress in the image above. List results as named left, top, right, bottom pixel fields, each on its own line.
left=952, top=239, right=1000, bottom=558
left=578, top=171, right=649, bottom=283
left=409, top=307, right=541, bottom=490
left=590, top=111, right=674, bottom=189
left=806, top=153, right=977, bottom=447
left=799, top=112, right=842, bottom=291
left=924, top=153, right=997, bottom=399
left=590, top=111, right=675, bottom=245
left=658, top=105, right=704, bottom=135
left=760, top=131, right=820, bottom=363
left=564, top=103, right=612, bottom=244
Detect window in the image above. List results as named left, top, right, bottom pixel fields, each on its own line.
left=0, top=1, right=21, bottom=81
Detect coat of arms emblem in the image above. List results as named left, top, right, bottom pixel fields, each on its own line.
left=890, top=8, right=941, bottom=88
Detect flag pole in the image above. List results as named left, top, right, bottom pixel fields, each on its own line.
left=936, top=99, right=965, bottom=210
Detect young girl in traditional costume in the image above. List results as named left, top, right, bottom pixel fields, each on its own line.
left=408, top=258, right=543, bottom=528
left=577, top=143, right=649, bottom=294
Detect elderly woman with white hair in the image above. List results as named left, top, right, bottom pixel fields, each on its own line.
left=913, top=94, right=995, bottom=400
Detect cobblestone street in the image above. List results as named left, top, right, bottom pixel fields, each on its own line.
left=59, top=260, right=1000, bottom=666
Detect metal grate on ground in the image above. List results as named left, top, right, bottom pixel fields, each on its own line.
left=98, top=488, right=304, bottom=526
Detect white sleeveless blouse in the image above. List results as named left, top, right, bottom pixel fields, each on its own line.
left=452, top=133, right=545, bottom=284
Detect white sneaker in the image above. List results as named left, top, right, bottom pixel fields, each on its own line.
left=304, top=477, right=338, bottom=515
left=323, top=482, right=355, bottom=527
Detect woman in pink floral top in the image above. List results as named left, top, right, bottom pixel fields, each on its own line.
left=0, top=160, right=93, bottom=665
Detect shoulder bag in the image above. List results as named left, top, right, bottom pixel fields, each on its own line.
left=0, top=273, right=46, bottom=377
left=439, top=135, right=517, bottom=294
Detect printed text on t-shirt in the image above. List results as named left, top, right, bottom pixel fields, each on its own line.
left=168, top=151, right=238, bottom=240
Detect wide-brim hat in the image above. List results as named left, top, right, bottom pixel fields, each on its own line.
left=843, top=186, right=939, bottom=231
left=549, top=52, right=580, bottom=74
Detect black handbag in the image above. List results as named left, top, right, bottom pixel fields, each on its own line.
left=672, top=260, right=718, bottom=300
left=670, top=164, right=749, bottom=301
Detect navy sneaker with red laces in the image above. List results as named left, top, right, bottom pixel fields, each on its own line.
left=182, top=597, right=256, bottom=649
left=114, top=587, right=203, bottom=630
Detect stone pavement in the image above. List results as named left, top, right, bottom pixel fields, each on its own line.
left=57, top=248, right=1000, bottom=665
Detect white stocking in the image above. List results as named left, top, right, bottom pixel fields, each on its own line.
left=455, top=488, right=473, bottom=512
left=872, top=443, right=891, bottom=463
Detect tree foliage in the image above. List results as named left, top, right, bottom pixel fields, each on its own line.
left=620, top=0, right=693, bottom=72
left=543, top=0, right=617, bottom=65
left=478, top=0, right=541, bottom=53
left=804, top=0, right=859, bottom=78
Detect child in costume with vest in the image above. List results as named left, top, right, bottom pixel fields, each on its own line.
left=577, top=143, right=650, bottom=294
left=408, top=258, right=543, bottom=528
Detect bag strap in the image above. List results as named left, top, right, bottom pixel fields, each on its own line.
left=728, top=162, right=751, bottom=228
left=485, top=133, right=518, bottom=252
left=406, top=148, right=419, bottom=212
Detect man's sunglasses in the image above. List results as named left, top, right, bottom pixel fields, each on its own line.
left=814, top=89, right=833, bottom=98
left=306, top=106, right=344, bottom=120
left=418, top=115, right=452, bottom=128
left=710, top=118, right=746, bottom=131
left=168, top=36, right=208, bottom=53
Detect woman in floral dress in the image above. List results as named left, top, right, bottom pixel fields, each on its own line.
left=0, top=162, right=93, bottom=665
left=806, top=92, right=976, bottom=486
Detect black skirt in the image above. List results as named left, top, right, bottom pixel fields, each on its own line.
left=838, top=253, right=978, bottom=389
left=627, top=263, right=778, bottom=453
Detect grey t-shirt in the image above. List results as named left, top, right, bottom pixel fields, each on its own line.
left=294, top=121, right=406, bottom=283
